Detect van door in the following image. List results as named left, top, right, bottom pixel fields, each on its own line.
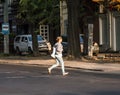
left=21, top=37, right=28, bottom=51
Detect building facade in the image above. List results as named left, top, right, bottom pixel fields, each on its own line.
left=99, top=12, right=120, bottom=52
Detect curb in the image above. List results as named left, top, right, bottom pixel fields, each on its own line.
left=0, top=57, right=120, bottom=75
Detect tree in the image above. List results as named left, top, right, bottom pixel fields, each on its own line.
left=66, top=0, right=81, bottom=59
left=66, top=0, right=97, bottom=58
left=18, top=0, right=43, bottom=56
left=17, top=0, right=60, bottom=56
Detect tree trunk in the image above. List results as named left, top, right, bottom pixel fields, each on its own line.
left=30, top=24, right=39, bottom=56
left=67, top=0, right=81, bottom=59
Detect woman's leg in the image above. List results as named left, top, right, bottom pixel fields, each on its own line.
left=48, top=58, right=60, bottom=73
left=57, top=56, right=68, bottom=75
left=56, top=56, right=68, bottom=75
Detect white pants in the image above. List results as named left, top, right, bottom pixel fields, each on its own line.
left=49, top=56, right=65, bottom=74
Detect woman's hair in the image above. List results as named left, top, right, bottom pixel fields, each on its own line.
left=56, top=36, right=62, bottom=42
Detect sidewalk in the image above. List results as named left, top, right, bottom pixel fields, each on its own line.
left=0, top=56, right=120, bottom=74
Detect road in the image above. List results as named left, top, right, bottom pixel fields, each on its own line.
left=0, top=64, right=120, bottom=95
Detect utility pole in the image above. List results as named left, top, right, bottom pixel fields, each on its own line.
left=3, top=0, right=9, bottom=54
left=88, top=24, right=94, bottom=57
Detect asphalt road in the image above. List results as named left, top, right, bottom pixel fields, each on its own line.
left=0, top=64, right=120, bottom=95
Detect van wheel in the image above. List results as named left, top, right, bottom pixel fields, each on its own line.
left=28, top=47, right=33, bottom=54
left=16, top=47, right=21, bottom=55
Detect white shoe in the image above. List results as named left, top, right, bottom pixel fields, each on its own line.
left=63, top=72, right=69, bottom=76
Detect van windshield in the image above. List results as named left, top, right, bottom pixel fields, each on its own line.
left=28, top=35, right=44, bottom=42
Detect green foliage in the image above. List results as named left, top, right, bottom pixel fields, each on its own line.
left=0, top=0, right=5, bottom=3
left=79, top=0, right=98, bottom=18
left=17, top=0, right=60, bottom=27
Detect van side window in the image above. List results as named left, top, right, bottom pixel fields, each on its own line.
left=21, top=37, right=25, bottom=42
left=24, top=37, right=28, bottom=42
left=21, top=37, right=28, bottom=42
left=15, top=37, right=20, bottom=42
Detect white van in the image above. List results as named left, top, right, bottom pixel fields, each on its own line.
left=14, top=35, right=51, bottom=54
